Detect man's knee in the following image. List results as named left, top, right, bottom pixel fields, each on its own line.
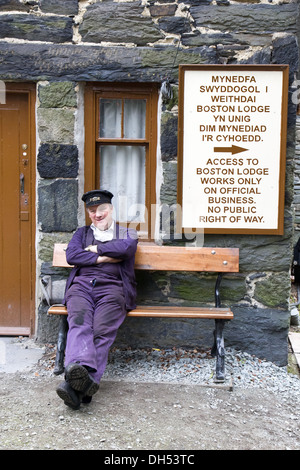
left=67, top=296, right=92, bottom=326
left=68, top=307, right=86, bottom=326
left=105, top=293, right=125, bottom=308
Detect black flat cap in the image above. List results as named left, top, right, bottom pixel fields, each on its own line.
left=82, top=189, right=114, bottom=207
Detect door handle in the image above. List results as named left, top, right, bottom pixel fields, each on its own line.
left=20, top=173, right=24, bottom=194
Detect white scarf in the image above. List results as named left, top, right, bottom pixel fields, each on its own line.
left=91, top=221, right=115, bottom=242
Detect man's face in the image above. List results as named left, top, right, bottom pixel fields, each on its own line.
left=87, top=203, right=113, bottom=231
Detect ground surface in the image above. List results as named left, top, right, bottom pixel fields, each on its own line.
left=0, top=340, right=300, bottom=452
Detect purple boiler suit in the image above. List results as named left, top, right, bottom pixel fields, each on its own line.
left=63, top=224, right=138, bottom=384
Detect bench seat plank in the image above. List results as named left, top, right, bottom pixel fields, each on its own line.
left=128, top=306, right=233, bottom=319
left=48, top=304, right=233, bottom=320
left=47, top=305, right=68, bottom=315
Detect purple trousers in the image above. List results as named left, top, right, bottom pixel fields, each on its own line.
left=64, top=276, right=126, bottom=384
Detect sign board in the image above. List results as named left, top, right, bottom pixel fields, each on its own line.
left=177, top=65, right=289, bottom=235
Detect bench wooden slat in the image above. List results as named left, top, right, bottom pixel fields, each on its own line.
left=52, top=243, right=239, bottom=273
left=135, top=245, right=238, bottom=272
left=48, top=304, right=233, bottom=320
left=52, top=244, right=70, bottom=267
left=47, top=305, right=68, bottom=315
left=128, top=306, right=234, bottom=319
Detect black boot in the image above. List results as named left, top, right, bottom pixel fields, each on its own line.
left=65, top=363, right=99, bottom=397
left=56, top=380, right=81, bottom=410
left=82, top=395, right=93, bottom=404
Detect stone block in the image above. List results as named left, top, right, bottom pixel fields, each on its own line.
left=254, top=272, right=290, bottom=309
left=160, top=112, right=178, bottom=162
left=162, top=84, right=178, bottom=112
left=149, top=4, right=177, bottom=17
left=37, top=108, right=75, bottom=144
left=157, top=16, right=192, bottom=35
left=36, top=303, right=60, bottom=344
left=182, top=30, right=235, bottom=47
left=0, top=43, right=217, bottom=82
left=179, top=0, right=212, bottom=4
left=38, top=179, right=78, bottom=232
left=115, top=316, right=216, bottom=352
left=0, top=13, right=73, bottom=43
left=272, top=34, right=299, bottom=82
left=182, top=30, right=271, bottom=48
left=226, top=306, right=290, bottom=366
left=0, top=0, right=35, bottom=11
left=40, top=0, right=78, bottom=16
left=190, top=4, right=299, bottom=35
left=37, top=143, right=79, bottom=178
left=160, top=162, right=177, bottom=206
left=38, top=82, right=77, bottom=108
left=79, top=1, right=164, bottom=45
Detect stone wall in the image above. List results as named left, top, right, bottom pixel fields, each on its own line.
left=293, top=114, right=300, bottom=238
left=1, top=0, right=299, bottom=364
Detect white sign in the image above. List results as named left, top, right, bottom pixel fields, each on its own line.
left=178, top=65, right=289, bottom=234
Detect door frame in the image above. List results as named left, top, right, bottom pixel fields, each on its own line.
left=1, top=83, right=36, bottom=336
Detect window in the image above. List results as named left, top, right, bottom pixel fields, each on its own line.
left=84, top=83, right=158, bottom=240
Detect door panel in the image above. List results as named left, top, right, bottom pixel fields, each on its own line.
left=0, top=87, right=35, bottom=335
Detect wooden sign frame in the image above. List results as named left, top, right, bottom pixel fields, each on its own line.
left=177, top=64, right=289, bottom=235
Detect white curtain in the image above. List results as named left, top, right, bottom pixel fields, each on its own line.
left=99, top=98, right=146, bottom=223
left=124, top=99, right=146, bottom=139
left=100, top=145, right=145, bottom=222
left=99, top=99, right=122, bottom=138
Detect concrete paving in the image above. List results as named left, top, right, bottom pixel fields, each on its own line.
left=0, top=336, right=45, bottom=374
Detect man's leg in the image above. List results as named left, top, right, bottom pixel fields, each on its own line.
left=91, top=288, right=127, bottom=384
left=64, top=284, right=97, bottom=372
left=57, top=284, right=99, bottom=407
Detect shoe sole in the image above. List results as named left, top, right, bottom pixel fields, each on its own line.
left=65, top=364, right=99, bottom=396
left=56, top=386, right=80, bottom=410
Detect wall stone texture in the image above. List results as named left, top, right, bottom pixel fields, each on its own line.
left=0, top=0, right=299, bottom=366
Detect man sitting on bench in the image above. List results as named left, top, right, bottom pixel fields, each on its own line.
left=56, top=189, right=138, bottom=410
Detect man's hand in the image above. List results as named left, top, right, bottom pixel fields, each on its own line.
left=85, top=245, right=121, bottom=264
left=84, top=245, right=98, bottom=253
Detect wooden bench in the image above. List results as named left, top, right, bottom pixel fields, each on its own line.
left=47, top=243, right=239, bottom=383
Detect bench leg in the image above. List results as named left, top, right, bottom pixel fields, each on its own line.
left=54, top=315, right=68, bottom=376
left=211, top=319, right=226, bottom=382
left=214, top=273, right=223, bottom=308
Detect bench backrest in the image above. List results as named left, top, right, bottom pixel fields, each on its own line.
left=52, top=243, right=239, bottom=273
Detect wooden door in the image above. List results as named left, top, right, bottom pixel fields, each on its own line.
left=0, top=84, right=35, bottom=335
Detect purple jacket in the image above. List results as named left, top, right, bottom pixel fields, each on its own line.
left=63, top=224, right=138, bottom=311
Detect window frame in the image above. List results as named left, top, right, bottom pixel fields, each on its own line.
left=84, top=82, right=158, bottom=240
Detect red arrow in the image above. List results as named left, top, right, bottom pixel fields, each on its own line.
left=214, top=145, right=248, bottom=155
